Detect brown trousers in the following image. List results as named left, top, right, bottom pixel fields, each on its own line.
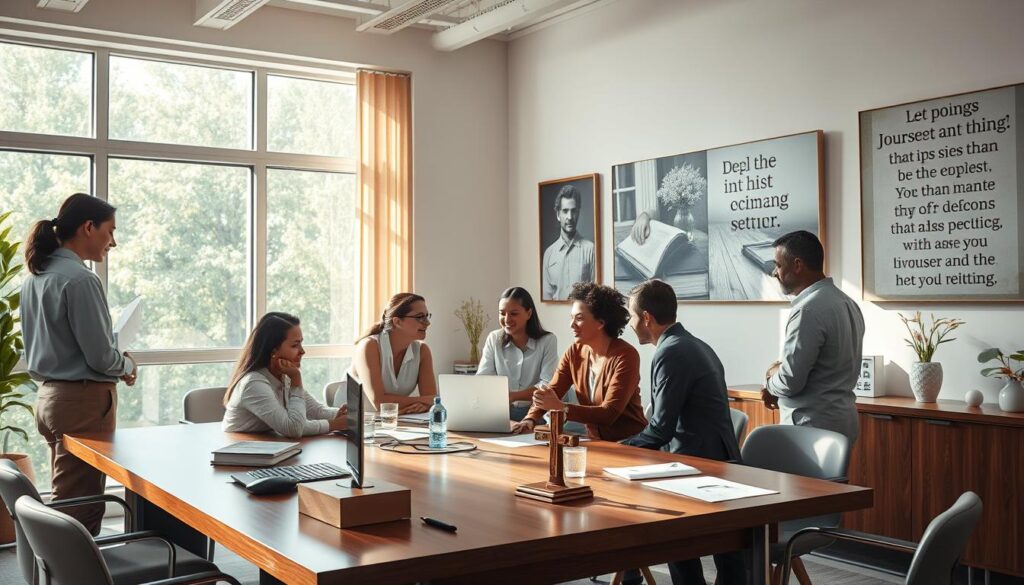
left=35, top=381, right=117, bottom=535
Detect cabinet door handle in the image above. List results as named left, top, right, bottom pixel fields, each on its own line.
left=865, top=413, right=893, bottom=421
left=924, top=419, right=952, bottom=426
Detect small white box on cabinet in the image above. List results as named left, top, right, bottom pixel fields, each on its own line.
left=854, top=356, right=885, bottom=397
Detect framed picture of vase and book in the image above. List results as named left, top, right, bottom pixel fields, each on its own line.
left=611, top=130, right=825, bottom=302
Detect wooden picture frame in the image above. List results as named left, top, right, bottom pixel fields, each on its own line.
left=860, top=83, right=1024, bottom=302
left=611, top=130, right=825, bottom=302
left=538, top=173, right=602, bottom=304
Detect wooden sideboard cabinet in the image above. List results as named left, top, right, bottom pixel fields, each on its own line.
left=727, top=386, right=1024, bottom=577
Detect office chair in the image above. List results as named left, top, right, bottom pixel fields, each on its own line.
left=740, top=425, right=851, bottom=585
left=180, top=387, right=228, bottom=424
left=0, top=460, right=218, bottom=585
left=781, top=491, right=982, bottom=585
left=15, top=496, right=241, bottom=585
left=323, top=380, right=345, bottom=407
left=729, top=408, right=748, bottom=444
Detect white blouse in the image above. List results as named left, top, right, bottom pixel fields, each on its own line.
left=374, top=329, right=422, bottom=397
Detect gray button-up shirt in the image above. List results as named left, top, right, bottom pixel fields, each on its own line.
left=766, top=278, right=865, bottom=443
left=476, top=329, right=558, bottom=391
left=542, top=234, right=595, bottom=300
left=21, top=248, right=135, bottom=383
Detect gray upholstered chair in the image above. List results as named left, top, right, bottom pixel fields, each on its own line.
left=0, top=459, right=220, bottom=585
left=781, top=491, right=982, bottom=585
left=740, top=425, right=851, bottom=585
left=180, top=387, right=227, bottom=424
left=15, top=496, right=240, bottom=585
left=728, top=408, right=748, bottom=444
left=323, top=380, right=345, bottom=408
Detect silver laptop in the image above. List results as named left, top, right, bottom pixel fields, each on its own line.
left=438, top=374, right=513, bottom=433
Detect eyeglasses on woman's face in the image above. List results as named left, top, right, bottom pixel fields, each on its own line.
left=402, top=313, right=432, bottom=324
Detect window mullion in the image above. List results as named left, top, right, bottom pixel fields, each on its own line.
left=94, top=47, right=110, bottom=290
left=253, top=69, right=268, bottom=327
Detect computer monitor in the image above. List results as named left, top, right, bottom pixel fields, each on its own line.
left=344, top=373, right=367, bottom=488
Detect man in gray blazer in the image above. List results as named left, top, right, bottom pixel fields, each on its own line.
left=622, top=279, right=745, bottom=585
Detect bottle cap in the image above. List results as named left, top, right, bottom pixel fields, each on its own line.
left=434, top=396, right=442, bottom=404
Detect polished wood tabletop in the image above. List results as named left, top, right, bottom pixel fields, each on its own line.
left=66, top=423, right=871, bottom=585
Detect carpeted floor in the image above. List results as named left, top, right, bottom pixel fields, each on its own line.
left=1, top=539, right=904, bottom=584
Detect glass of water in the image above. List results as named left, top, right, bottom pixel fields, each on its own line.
left=363, top=417, right=376, bottom=443
left=379, top=403, right=399, bottom=430
left=563, top=446, right=587, bottom=479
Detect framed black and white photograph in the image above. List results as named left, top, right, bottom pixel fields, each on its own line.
left=612, top=131, right=824, bottom=302
left=538, top=173, right=601, bottom=303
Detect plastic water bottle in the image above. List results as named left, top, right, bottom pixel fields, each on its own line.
left=429, top=396, right=447, bottom=449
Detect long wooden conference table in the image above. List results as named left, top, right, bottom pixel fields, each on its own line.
left=65, top=423, right=871, bottom=585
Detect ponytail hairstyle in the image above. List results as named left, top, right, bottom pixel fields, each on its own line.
left=25, top=193, right=116, bottom=275
left=499, top=287, right=548, bottom=346
left=359, top=292, right=426, bottom=341
left=224, top=312, right=301, bottom=405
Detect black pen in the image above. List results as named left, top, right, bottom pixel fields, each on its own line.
left=420, top=516, right=458, bottom=533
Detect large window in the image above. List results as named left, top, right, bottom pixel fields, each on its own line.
left=0, top=39, right=357, bottom=487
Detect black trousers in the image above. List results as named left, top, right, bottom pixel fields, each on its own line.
left=667, top=550, right=747, bottom=585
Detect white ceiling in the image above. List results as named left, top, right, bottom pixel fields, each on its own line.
left=195, top=0, right=607, bottom=51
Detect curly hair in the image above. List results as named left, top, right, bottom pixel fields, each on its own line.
left=567, top=282, right=629, bottom=339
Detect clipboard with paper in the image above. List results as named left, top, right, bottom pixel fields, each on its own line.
left=112, top=296, right=143, bottom=352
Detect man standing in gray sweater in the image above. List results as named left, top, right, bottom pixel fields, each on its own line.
left=762, top=230, right=865, bottom=444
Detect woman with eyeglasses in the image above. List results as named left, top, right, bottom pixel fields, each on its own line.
left=512, top=282, right=646, bottom=440
left=352, top=292, right=438, bottom=414
left=222, top=312, right=347, bottom=438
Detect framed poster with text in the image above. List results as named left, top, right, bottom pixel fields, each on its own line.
left=861, top=83, right=1024, bottom=301
left=611, top=130, right=825, bottom=302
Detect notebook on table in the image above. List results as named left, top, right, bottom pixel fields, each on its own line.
left=211, top=441, right=301, bottom=467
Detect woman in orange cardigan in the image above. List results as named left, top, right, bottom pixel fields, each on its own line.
left=513, top=282, right=646, bottom=441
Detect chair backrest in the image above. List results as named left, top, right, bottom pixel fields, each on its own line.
left=906, top=491, right=983, bottom=585
left=323, top=381, right=345, bottom=408
left=729, top=408, right=749, bottom=443
left=0, top=458, right=45, bottom=582
left=741, top=424, right=850, bottom=481
left=14, top=496, right=114, bottom=585
left=182, top=387, right=228, bottom=423
left=741, top=425, right=851, bottom=530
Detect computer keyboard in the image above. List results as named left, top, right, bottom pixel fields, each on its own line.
left=231, top=462, right=350, bottom=486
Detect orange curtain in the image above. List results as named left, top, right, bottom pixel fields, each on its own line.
left=356, top=70, right=413, bottom=336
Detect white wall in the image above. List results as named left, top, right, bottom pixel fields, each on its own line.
left=508, top=0, right=1024, bottom=402
left=0, top=0, right=509, bottom=371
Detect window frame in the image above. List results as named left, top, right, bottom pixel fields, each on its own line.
left=1, top=37, right=359, bottom=369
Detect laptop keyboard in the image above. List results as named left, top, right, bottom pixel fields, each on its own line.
left=231, top=462, right=349, bottom=485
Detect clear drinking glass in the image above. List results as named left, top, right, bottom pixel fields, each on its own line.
left=563, top=446, right=587, bottom=478
left=363, top=417, right=376, bottom=443
left=379, top=403, right=399, bottom=430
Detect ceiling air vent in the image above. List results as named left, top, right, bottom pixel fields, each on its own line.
left=356, top=0, right=460, bottom=34
left=194, top=0, right=271, bottom=30
left=36, top=0, right=90, bottom=12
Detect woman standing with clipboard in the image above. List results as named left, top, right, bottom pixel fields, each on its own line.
left=20, top=193, right=137, bottom=535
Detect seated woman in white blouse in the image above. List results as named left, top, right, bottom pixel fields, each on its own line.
left=222, top=312, right=346, bottom=438
left=351, top=292, right=438, bottom=414
left=477, top=287, right=558, bottom=420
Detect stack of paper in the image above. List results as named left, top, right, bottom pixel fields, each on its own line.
left=211, top=441, right=301, bottom=467
left=644, top=476, right=778, bottom=503
left=603, top=461, right=700, bottom=480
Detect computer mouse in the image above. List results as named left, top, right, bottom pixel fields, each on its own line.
left=244, top=476, right=299, bottom=496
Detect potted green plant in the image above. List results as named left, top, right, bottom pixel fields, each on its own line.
left=978, top=348, right=1024, bottom=412
left=655, top=163, right=706, bottom=240
left=899, top=311, right=965, bottom=402
left=0, top=210, right=37, bottom=543
left=454, top=297, right=488, bottom=367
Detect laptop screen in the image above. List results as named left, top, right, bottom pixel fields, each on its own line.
left=345, top=373, right=365, bottom=488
